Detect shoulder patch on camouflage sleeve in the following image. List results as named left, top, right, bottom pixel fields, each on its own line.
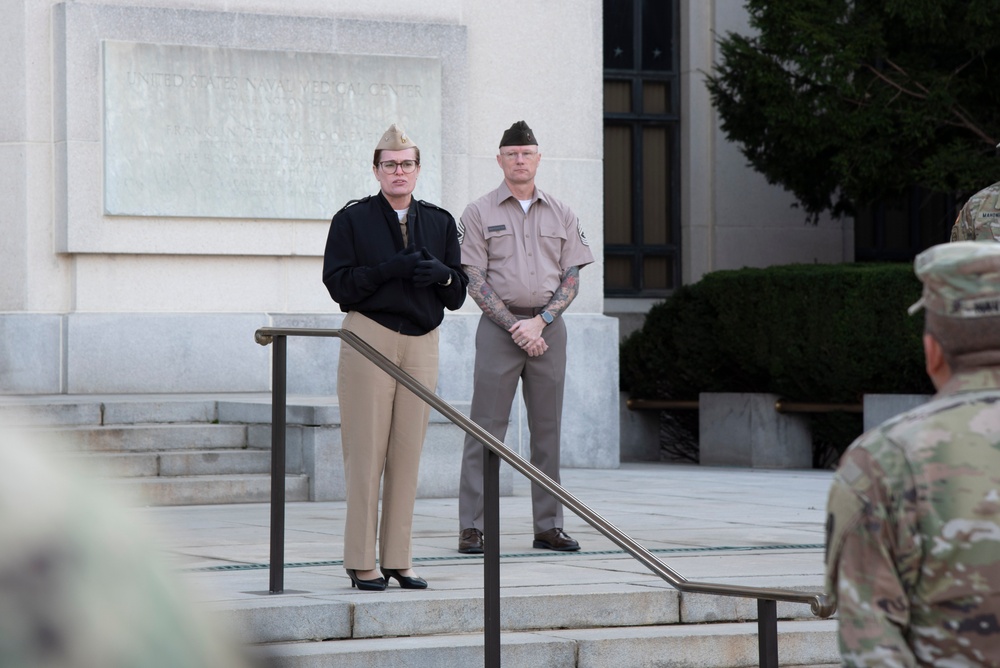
left=826, top=463, right=869, bottom=569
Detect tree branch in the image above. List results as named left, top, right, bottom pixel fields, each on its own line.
left=863, top=63, right=925, bottom=99
left=870, top=59, right=997, bottom=147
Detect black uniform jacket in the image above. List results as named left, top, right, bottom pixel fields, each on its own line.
left=322, top=191, right=468, bottom=335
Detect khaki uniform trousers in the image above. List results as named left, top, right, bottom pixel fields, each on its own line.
left=338, top=311, right=439, bottom=570
left=458, top=313, right=567, bottom=534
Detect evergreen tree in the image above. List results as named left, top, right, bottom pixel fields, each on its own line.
left=706, top=0, right=1000, bottom=221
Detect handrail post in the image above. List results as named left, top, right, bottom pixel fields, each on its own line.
left=269, top=334, right=287, bottom=594
left=484, top=445, right=501, bottom=667
left=757, top=598, right=778, bottom=668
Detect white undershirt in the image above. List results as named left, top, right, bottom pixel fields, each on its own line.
left=518, top=199, right=531, bottom=214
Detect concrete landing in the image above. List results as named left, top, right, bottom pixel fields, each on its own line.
left=137, top=463, right=839, bottom=666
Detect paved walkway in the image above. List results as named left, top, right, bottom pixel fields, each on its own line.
left=138, top=463, right=833, bottom=606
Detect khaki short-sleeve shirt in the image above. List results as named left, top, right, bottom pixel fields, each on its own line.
left=459, top=182, right=594, bottom=308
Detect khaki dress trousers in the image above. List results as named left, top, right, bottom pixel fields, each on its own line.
left=338, top=311, right=439, bottom=570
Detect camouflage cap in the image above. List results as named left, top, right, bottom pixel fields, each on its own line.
left=908, top=241, right=1000, bottom=317
left=499, top=120, right=537, bottom=147
left=951, top=181, right=1000, bottom=242
left=375, top=123, right=417, bottom=152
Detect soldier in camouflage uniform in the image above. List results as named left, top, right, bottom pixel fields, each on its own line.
left=949, top=181, right=1000, bottom=242
left=0, top=424, right=256, bottom=668
left=825, top=241, right=1000, bottom=666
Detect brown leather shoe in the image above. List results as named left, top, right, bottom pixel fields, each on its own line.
left=533, top=528, right=580, bottom=551
left=458, top=528, right=484, bottom=554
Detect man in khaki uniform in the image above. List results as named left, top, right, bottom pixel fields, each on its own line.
left=457, top=121, right=594, bottom=554
left=949, top=181, right=1000, bottom=241
left=825, top=241, right=1000, bottom=665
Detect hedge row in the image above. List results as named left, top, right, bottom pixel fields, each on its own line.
left=620, top=262, right=935, bottom=463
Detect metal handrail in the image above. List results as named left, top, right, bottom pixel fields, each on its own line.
left=255, top=326, right=836, bottom=667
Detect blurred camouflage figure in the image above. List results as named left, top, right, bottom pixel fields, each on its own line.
left=0, top=422, right=257, bottom=668
left=825, top=241, right=1000, bottom=666
left=949, top=181, right=1000, bottom=242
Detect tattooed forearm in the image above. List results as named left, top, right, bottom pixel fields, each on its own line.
left=464, top=265, right=518, bottom=330
left=543, top=266, right=581, bottom=317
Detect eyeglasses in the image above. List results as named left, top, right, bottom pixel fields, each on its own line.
left=501, top=150, right=538, bottom=161
left=378, top=160, right=419, bottom=174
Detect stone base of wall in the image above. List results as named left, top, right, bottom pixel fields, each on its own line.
left=0, top=312, right=621, bottom=470
left=242, top=413, right=512, bottom=502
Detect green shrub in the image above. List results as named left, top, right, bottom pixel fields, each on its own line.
left=621, top=262, right=935, bottom=465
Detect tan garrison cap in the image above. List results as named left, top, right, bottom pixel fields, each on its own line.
left=376, top=123, right=417, bottom=152
left=908, top=241, right=1000, bottom=317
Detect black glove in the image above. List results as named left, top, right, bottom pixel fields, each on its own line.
left=413, top=247, right=453, bottom=288
left=374, top=244, right=421, bottom=283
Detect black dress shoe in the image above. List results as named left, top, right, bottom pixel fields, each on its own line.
left=346, top=568, right=387, bottom=591
left=533, top=528, right=580, bottom=552
left=381, top=567, right=428, bottom=589
left=458, top=528, right=484, bottom=554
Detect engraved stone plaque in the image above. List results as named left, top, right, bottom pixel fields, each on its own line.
left=103, top=41, right=442, bottom=219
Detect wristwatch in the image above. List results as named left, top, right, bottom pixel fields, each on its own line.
left=540, top=310, right=554, bottom=325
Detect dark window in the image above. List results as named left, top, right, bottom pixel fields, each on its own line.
left=855, top=188, right=957, bottom=262
left=604, top=0, right=680, bottom=296
left=641, top=0, right=672, bottom=71
left=604, top=0, right=634, bottom=70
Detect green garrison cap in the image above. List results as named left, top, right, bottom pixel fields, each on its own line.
left=499, top=120, right=537, bottom=147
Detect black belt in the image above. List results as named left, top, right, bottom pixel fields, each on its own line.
left=508, top=306, right=545, bottom=317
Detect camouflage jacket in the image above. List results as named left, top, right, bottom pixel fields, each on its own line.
left=825, top=367, right=1000, bottom=667
left=950, top=182, right=1000, bottom=242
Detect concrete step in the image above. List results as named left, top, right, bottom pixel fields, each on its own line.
left=0, top=394, right=488, bottom=505
left=0, top=396, right=308, bottom=506
left=0, top=395, right=223, bottom=426
left=203, top=566, right=836, bottom=666
left=66, top=449, right=274, bottom=478
left=65, top=451, right=159, bottom=477
left=212, top=582, right=826, bottom=644
left=42, top=423, right=249, bottom=452
left=108, top=473, right=309, bottom=506
left=250, top=620, right=839, bottom=667
left=0, top=400, right=103, bottom=426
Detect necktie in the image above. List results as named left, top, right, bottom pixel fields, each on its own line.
left=400, top=213, right=408, bottom=246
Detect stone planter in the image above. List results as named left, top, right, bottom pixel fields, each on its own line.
left=619, top=391, right=662, bottom=462
left=862, top=394, right=932, bottom=432
left=699, top=393, right=812, bottom=469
